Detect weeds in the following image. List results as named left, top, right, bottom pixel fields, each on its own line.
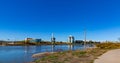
left=35, top=42, right=120, bottom=63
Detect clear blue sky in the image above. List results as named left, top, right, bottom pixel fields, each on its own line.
left=0, top=0, right=120, bottom=41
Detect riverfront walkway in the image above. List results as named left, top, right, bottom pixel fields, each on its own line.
left=94, top=49, right=120, bottom=63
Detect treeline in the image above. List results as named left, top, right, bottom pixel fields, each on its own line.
left=0, top=40, right=101, bottom=46
left=0, top=40, right=68, bottom=46
left=74, top=40, right=100, bottom=45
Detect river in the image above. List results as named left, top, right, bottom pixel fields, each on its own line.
left=0, top=45, right=88, bottom=63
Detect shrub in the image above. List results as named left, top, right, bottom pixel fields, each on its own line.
left=96, top=42, right=120, bottom=49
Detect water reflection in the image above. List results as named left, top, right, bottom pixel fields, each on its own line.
left=24, top=46, right=37, bottom=53
left=0, top=45, right=87, bottom=63
left=68, top=45, right=74, bottom=50
left=51, top=45, right=55, bottom=52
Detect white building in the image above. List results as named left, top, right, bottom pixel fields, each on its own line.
left=68, top=35, right=75, bottom=43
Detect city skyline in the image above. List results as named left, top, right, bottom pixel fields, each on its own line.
left=0, top=0, right=120, bottom=41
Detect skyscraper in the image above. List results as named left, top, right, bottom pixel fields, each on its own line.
left=68, top=35, right=75, bottom=43
left=51, top=33, right=56, bottom=44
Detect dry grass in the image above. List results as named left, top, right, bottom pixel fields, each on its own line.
left=33, top=48, right=107, bottom=63
left=33, top=42, right=120, bottom=63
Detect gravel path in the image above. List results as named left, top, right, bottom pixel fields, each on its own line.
left=94, top=49, right=120, bottom=63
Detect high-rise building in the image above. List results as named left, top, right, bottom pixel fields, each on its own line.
left=51, top=33, right=56, bottom=44
left=68, top=35, right=75, bottom=43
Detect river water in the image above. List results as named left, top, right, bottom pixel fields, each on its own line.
left=0, top=45, right=87, bottom=63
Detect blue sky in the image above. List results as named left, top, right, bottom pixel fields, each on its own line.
left=0, top=0, right=120, bottom=41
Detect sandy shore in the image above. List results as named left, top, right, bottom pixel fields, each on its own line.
left=32, top=52, right=55, bottom=58
left=94, top=49, right=120, bottom=63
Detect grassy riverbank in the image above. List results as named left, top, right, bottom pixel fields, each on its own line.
left=32, top=42, right=120, bottom=63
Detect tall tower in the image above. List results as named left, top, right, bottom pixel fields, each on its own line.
left=51, top=33, right=56, bottom=44
left=84, top=29, right=86, bottom=48
left=68, top=35, right=75, bottom=43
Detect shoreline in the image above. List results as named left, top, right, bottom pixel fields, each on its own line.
left=31, top=48, right=108, bottom=63
left=32, top=52, right=56, bottom=58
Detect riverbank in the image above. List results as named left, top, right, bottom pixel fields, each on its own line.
left=32, top=52, right=56, bottom=58
left=32, top=42, right=120, bottom=63
left=31, top=48, right=107, bottom=63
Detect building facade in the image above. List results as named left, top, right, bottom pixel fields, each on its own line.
left=25, top=38, right=33, bottom=43
left=75, top=40, right=84, bottom=44
left=51, top=33, right=56, bottom=44
left=34, top=39, right=42, bottom=43
left=25, top=38, right=42, bottom=43
left=68, top=35, right=75, bottom=43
